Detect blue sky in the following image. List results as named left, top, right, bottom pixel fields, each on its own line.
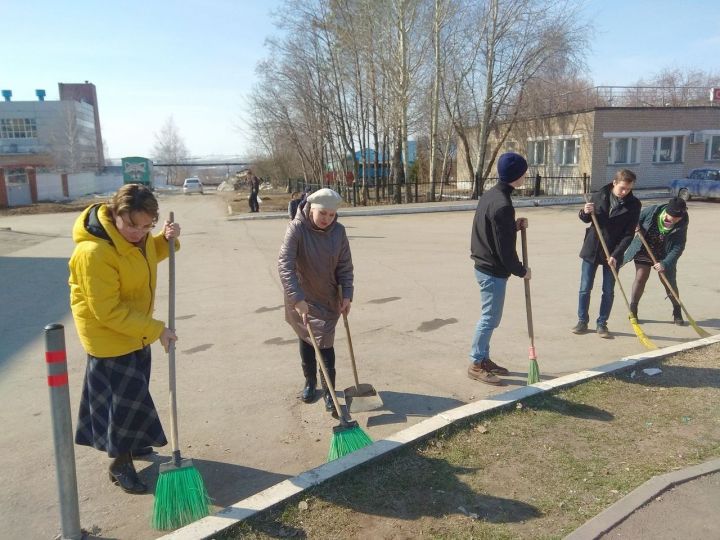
left=3, top=0, right=719, bottom=159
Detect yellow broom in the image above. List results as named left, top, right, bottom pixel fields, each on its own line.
left=584, top=196, right=657, bottom=350
left=634, top=230, right=710, bottom=338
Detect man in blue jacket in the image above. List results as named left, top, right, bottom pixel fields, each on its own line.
left=623, top=197, right=688, bottom=324
left=468, top=152, right=531, bottom=385
left=572, top=169, right=641, bottom=338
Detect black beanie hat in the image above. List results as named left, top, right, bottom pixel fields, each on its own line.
left=497, top=152, right=528, bottom=183
left=666, top=197, right=687, bottom=217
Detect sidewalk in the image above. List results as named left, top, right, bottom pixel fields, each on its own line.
left=567, top=459, right=720, bottom=539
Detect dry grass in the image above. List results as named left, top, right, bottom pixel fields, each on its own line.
left=221, top=343, right=720, bottom=540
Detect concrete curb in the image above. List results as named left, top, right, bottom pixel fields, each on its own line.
left=565, top=458, right=720, bottom=540
left=159, top=334, right=720, bottom=540
left=225, top=191, right=670, bottom=221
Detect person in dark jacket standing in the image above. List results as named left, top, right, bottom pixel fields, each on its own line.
left=622, top=197, right=689, bottom=324
left=468, top=152, right=531, bottom=386
left=248, top=171, right=260, bottom=212
left=572, top=169, right=641, bottom=338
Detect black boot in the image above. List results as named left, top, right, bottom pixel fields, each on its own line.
left=319, top=368, right=337, bottom=413
left=630, top=302, right=638, bottom=320
left=300, top=350, right=317, bottom=403
left=301, top=377, right=316, bottom=403
left=109, top=453, right=147, bottom=494
left=672, top=305, right=684, bottom=325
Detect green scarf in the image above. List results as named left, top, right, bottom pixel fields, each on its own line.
left=657, top=209, right=673, bottom=234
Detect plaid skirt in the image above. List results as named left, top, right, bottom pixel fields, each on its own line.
left=75, top=346, right=167, bottom=457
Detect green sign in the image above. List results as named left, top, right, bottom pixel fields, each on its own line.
left=121, top=156, right=153, bottom=186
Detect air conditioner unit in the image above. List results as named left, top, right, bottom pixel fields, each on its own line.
left=689, top=132, right=704, bottom=144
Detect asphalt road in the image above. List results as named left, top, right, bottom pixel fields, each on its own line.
left=1, top=193, right=717, bottom=539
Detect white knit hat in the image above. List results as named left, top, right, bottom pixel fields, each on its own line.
left=306, top=188, right=342, bottom=210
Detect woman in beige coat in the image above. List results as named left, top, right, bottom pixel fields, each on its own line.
left=278, top=188, right=354, bottom=411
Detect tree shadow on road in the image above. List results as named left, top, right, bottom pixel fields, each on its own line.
left=0, top=256, right=70, bottom=370
left=365, top=390, right=465, bottom=427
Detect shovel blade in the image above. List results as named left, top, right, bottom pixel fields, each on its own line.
left=344, top=384, right=383, bottom=412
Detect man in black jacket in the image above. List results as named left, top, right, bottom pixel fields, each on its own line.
left=468, top=152, right=531, bottom=385
left=572, top=169, right=641, bottom=338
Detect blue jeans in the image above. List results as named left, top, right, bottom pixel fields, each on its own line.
left=577, top=259, right=615, bottom=326
left=470, top=268, right=508, bottom=364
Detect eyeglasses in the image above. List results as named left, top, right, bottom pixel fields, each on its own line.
left=118, top=213, right=157, bottom=232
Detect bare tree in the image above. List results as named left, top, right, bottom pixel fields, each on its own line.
left=443, top=0, right=589, bottom=196
left=152, top=116, right=189, bottom=185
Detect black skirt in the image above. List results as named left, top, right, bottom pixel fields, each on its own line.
left=75, top=346, right=167, bottom=457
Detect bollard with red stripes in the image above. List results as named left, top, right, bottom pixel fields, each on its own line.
left=44, top=323, right=82, bottom=540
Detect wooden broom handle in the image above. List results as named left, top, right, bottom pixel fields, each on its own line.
left=520, top=228, right=534, bottom=346
left=338, top=285, right=361, bottom=390
left=306, top=323, right=346, bottom=423
left=167, top=211, right=180, bottom=457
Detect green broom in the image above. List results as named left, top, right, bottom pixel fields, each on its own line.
left=306, top=323, right=373, bottom=461
left=152, top=212, right=210, bottom=530
left=584, top=196, right=657, bottom=350
left=520, top=228, right=540, bottom=384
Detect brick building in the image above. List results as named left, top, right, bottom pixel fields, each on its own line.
left=0, top=82, right=104, bottom=206
left=457, top=86, right=720, bottom=192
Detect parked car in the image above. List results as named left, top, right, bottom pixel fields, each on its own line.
left=669, top=168, right=720, bottom=201
left=182, top=177, right=204, bottom=195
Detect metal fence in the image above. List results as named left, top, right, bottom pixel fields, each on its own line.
left=290, top=175, right=590, bottom=206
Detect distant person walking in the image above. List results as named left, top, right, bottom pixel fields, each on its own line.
left=623, top=197, right=689, bottom=325
left=572, top=169, right=641, bottom=338
left=69, top=183, right=181, bottom=494
left=248, top=171, right=260, bottom=212
left=468, top=152, right=531, bottom=386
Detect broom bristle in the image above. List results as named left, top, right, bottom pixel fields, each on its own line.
left=328, top=426, right=373, bottom=461
left=628, top=315, right=657, bottom=350
left=152, top=465, right=211, bottom=530
left=527, top=358, right=540, bottom=385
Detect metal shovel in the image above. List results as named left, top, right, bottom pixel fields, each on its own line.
left=338, top=286, right=383, bottom=413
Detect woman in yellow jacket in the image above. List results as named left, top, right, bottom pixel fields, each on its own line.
left=69, top=184, right=180, bottom=494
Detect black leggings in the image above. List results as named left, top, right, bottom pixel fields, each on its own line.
left=299, top=339, right=335, bottom=382
left=630, top=262, right=679, bottom=308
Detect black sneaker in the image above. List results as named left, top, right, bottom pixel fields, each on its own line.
left=571, top=321, right=588, bottom=334
left=672, top=307, right=684, bottom=326
left=597, top=324, right=611, bottom=338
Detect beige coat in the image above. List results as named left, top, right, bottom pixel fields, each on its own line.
left=278, top=201, right=354, bottom=348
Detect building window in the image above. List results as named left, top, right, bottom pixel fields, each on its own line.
left=6, top=168, right=28, bottom=184
left=527, top=140, right=546, bottom=165
left=608, top=138, right=638, bottom=164
left=0, top=118, right=38, bottom=139
left=706, top=135, right=720, bottom=161
left=652, top=136, right=684, bottom=163
left=556, top=138, right=579, bottom=165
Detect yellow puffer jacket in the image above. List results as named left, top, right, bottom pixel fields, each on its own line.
left=68, top=204, right=179, bottom=358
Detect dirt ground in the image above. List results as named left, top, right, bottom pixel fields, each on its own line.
left=0, top=199, right=95, bottom=216
left=224, top=343, right=720, bottom=540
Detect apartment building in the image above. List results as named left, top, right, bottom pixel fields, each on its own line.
left=458, top=86, right=720, bottom=192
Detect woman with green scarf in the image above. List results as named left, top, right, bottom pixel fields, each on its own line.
left=623, top=197, right=689, bottom=324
